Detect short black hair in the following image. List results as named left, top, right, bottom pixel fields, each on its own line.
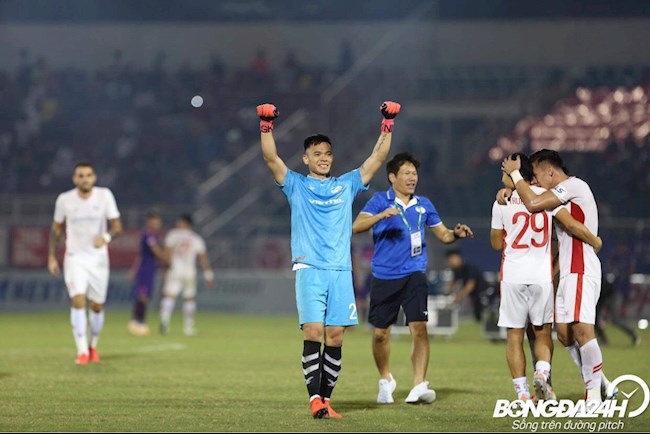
left=511, top=153, right=534, bottom=182
left=179, top=214, right=193, bottom=226
left=386, top=152, right=420, bottom=183
left=303, top=134, right=332, bottom=151
left=146, top=210, right=162, bottom=220
left=445, top=248, right=462, bottom=258
left=529, top=149, right=570, bottom=175
left=74, top=162, right=94, bottom=171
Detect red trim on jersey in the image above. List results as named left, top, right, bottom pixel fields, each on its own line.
left=593, top=362, right=603, bottom=373
left=574, top=273, right=584, bottom=322
left=570, top=203, right=586, bottom=274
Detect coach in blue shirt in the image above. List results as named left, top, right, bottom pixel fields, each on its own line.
left=353, top=152, right=473, bottom=406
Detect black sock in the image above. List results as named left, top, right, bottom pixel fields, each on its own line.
left=302, top=340, right=322, bottom=399
left=320, top=345, right=342, bottom=400
left=133, top=300, right=146, bottom=323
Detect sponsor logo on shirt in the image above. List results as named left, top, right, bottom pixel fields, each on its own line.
left=309, top=198, right=344, bottom=205
left=331, top=186, right=343, bottom=194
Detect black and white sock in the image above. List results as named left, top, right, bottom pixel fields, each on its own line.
left=320, top=345, right=342, bottom=400
left=302, top=340, right=322, bottom=400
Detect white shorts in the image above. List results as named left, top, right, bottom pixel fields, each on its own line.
left=497, top=281, right=554, bottom=328
left=63, top=255, right=110, bottom=304
left=555, top=274, right=600, bottom=324
left=163, top=273, right=197, bottom=299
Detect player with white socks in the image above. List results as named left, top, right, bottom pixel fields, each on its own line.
left=502, top=150, right=611, bottom=404
left=48, top=162, right=122, bottom=365
left=159, top=214, right=214, bottom=336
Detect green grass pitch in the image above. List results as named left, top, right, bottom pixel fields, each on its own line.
left=1, top=311, right=649, bottom=432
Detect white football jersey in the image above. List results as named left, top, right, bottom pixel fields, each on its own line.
left=53, top=187, right=120, bottom=258
left=491, top=186, right=553, bottom=284
left=165, top=228, right=206, bottom=277
left=550, top=176, right=602, bottom=279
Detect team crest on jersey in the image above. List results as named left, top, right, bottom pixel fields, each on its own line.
left=331, top=186, right=343, bottom=194
left=415, top=206, right=426, bottom=214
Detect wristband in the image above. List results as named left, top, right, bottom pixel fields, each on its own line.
left=260, top=120, right=274, bottom=133
left=204, top=270, right=214, bottom=281
left=102, top=233, right=112, bottom=244
left=510, top=169, right=524, bottom=185
left=381, top=119, right=394, bottom=134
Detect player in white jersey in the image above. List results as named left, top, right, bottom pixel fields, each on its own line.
left=502, top=149, right=612, bottom=404
left=159, top=214, right=214, bottom=336
left=48, top=162, right=122, bottom=365
left=491, top=153, right=555, bottom=402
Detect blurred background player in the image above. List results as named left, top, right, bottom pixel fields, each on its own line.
left=127, top=211, right=167, bottom=337
left=257, top=101, right=399, bottom=419
left=502, top=149, right=612, bottom=404
left=159, top=214, right=214, bottom=336
left=445, top=249, right=489, bottom=323
left=353, top=151, right=473, bottom=405
left=47, top=162, right=122, bottom=365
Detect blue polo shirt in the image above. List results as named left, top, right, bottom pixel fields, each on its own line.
left=360, top=187, right=442, bottom=279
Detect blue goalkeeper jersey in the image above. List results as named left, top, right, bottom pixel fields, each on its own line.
left=279, top=168, right=368, bottom=270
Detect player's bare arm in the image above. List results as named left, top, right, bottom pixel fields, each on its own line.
left=430, top=223, right=473, bottom=244
left=502, top=156, right=562, bottom=212
left=490, top=228, right=505, bottom=250
left=352, top=208, right=401, bottom=233
left=48, top=221, right=63, bottom=276
left=199, top=252, right=215, bottom=288
left=257, top=103, right=288, bottom=185
left=454, top=279, right=477, bottom=305
left=127, top=254, right=141, bottom=280
left=359, top=101, right=400, bottom=186
left=553, top=208, right=603, bottom=253
left=94, top=218, right=123, bottom=248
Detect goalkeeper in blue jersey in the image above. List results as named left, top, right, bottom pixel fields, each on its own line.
left=257, top=101, right=400, bottom=419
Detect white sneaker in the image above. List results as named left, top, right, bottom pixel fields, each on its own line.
left=405, top=381, right=436, bottom=404
left=377, top=373, right=397, bottom=404
left=533, top=373, right=552, bottom=401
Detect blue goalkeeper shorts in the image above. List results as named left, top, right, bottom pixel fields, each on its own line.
left=295, top=268, right=358, bottom=327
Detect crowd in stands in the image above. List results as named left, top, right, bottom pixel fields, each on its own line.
left=1, top=49, right=649, bottom=223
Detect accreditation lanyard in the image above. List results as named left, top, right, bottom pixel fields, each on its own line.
left=395, top=200, right=423, bottom=256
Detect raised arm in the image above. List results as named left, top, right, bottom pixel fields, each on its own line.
left=502, top=155, right=562, bottom=213
left=359, top=102, right=401, bottom=186
left=553, top=208, right=603, bottom=253
left=258, top=103, right=288, bottom=185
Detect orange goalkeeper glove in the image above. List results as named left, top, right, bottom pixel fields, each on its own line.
left=380, top=101, right=401, bottom=133
left=257, top=103, right=279, bottom=133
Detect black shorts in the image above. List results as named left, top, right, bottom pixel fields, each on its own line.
left=368, top=272, right=429, bottom=329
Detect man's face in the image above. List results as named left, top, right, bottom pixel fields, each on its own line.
left=73, top=166, right=96, bottom=193
left=532, top=162, right=554, bottom=189
left=447, top=254, right=462, bottom=270
left=390, top=162, right=418, bottom=196
left=147, top=217, right=162, bottom=232
left=303, top=142, right=333, bottom=177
